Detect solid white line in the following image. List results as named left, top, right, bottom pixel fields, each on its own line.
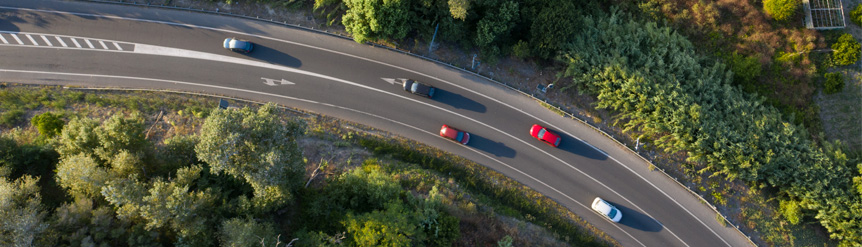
left=25, top=34, right=38, bottom=45
left=83, top=39, right=94, bottom=48
left=70, top=38, right=81, bottom=48
left=0, top=7, right=735, bottom=245
left=40, top=35, right=53, bottom=46
left=113, top=42, right=122, bottom=51
left=55, top=36, right=67, bottom=47
left=98, top=40, right=108, bottom=50
left=10, top=33, right=22, bottom=44
left=0, top=34, right=7, bottom=44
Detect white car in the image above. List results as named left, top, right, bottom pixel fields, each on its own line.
left=591, top=197, right=622, bottom=222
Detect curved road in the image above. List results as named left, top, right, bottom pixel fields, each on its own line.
left=0, top=1, right=753, bottom=246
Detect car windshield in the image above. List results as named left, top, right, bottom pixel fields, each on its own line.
left=456, top=132, right=464, bottom=142
left=412, top=83, right=420, bottom=91
left=538, top=129, right=546, bottom=138
left=607, top=208, right=618, bottom=219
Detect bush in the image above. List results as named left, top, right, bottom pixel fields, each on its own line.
left=851, top=4, right=862, bottom=26
left=0, top=109, right=25, bottom=127
left=763, top=0, right=799, bottom=21
left=832, top=33, right=861, bottom=66
left=512, top=40, right=531, bottom=59
left=30, top=112, right=65, bottom=138
left=824, top=72, right=844, bottom=94
left=779, top=199, right=802, bottom=225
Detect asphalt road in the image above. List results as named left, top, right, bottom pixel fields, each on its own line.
left=0, top=1, right=754, bottom=246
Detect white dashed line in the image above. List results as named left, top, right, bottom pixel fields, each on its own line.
left=40, top=35, right=53, bottom=46
left=98, top=40, right=108, bottom=49
left=25, top=34, right=38, bottom=45
left=70, top=38, right=82, bottom=48
left=113, top=42, right=122, bottom=51
left=0, top=34, right=7, bottom=44
left=55, top=36, right=67, bottom=47
left=83, top=39, right=94, bottom=48
left=10, top=33, right=22, bottom=44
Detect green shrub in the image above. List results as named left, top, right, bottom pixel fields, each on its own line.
left=30, top=112, right=65, bottom=138
left=779, top=199, right=802, bottom=225
left=824, top=72, right=844, bottom=94
left=0, top=109, right=25, bottom=127
left=832, top=33, right=861, bottom=66
left=763, top=0, right=799, bottom=21
left=512, top=40, right=531, bottom=59
left=851, top=4, right=862, bottom=26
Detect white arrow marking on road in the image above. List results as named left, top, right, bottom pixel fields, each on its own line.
left=262, top=77, right=295, bottom=86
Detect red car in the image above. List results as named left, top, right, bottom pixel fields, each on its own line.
left=530, top=124, right=561, bottom=147
left=440, top=125, right=470, bottom=145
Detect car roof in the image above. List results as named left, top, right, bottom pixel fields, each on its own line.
left=441, top=125, right=459, bottom=139
left=593, top=198, right=613, bottom=215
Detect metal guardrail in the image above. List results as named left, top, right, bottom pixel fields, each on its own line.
left=73, top=1, right=758, bottom=245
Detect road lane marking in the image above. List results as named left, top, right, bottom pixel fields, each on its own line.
left=113, top=42, right=122, bottom=51
left=83, top=39, right=94, bottom=48
left=0, top=34, right=7, bottom=44
left=55, top=36, right=67, bottom=47
left=70, top=38, right=81, bottom=48
left=9, top=33, right=22, bottom=44
left=99, top=40, right=108, bottom=49
left=25, top=34, right=38, bottom=45
left=0, top=7, right=735, bottom=245
left=40, top=35, right=53, bottom=46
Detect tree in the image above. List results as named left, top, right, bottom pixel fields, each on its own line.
left=474, top=0, right=519, bottom=58
left=55, top=153, right=110, bottom=199
left=56, top=117, right=100, bottom=158
left=102, top=165, right=218, bottom=246
left=343, top=201, right=416, bottom=247
left=448, top=0, right=470, bottom=20
left=0, top=175, right=47, bottom=247
left=342, top=0, right=413, bottom=43
left=763, top=0, right=798, bottom=21
left=30, top=112, right=64, bottom=138
left=832, top=33, right=861, bottom=66
left=196, top=103, right=306, bottom=213
left=527, top=0, right=579, bottom=59
left=219, top=217, right=279, bottom=247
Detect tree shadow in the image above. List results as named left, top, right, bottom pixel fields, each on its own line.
left=433, top=89, right=487, bottom=113
left=557, top=135, right=607, bottom=160
left=468, top=134, right=516, bottom=158
left=610, top=201, right=664, bottom=232
left=247, top=43, right=302, bottom=68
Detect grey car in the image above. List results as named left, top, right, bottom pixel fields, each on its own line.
left=223, top=37, right=254, bottom=53
left=402, top=79, right=436, bottom=98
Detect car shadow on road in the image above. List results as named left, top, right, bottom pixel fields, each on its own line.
left=611, top=202, right=663, bottom=232
left=433, top=89, right=487, bottom=113
left=558, top=136, right=608, bottom=160
left=248, top=44, right=302, bottom=68
left=468, top=134, right=516, bottom=158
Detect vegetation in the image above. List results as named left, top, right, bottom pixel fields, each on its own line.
left=824, top=72, right=845, bottom=94
left=851, top=4, right=862, bottom=26
left=0, top=86, right=612, bottom=247
left=559, top=9, right=861, bottom=246
left=763, top=0, right=799, bottom=21
left=832, top=33, right=861, bottom=66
